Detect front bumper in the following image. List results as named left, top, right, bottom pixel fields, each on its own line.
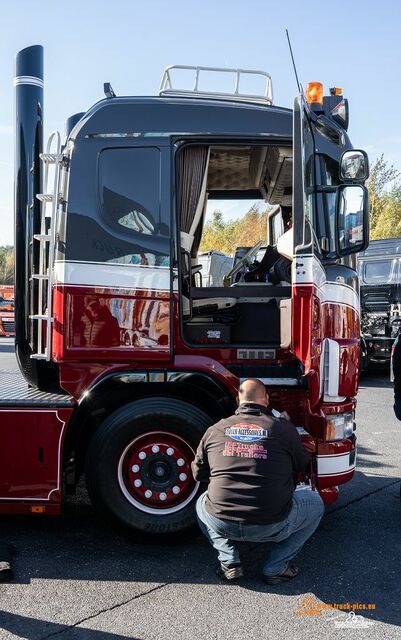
left=316, top=436, right=357, bottom=489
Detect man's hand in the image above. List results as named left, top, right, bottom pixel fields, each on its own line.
left=280, top=411, right=291, bottom=421
left=302, top=438, right=316, bottom=454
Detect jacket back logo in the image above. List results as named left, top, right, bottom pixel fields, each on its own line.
left=225, top=423, right=268, bottom=443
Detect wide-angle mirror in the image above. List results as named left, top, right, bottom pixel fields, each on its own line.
left=340, top=150, right=369, bottom=181
left=336, top=184, right=369, bottom=255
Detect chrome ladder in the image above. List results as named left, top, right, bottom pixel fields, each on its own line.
left=30, top=131, right=62, bottom=360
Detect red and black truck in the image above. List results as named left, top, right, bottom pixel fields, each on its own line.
left=0, top=48, right=369, bottom=535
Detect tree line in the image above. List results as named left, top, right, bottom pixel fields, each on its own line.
left=368, top=155, right=401, bottom=239
left=199, top=204, right=270, bottom=255
left=0, top=156, right=400, bottom=283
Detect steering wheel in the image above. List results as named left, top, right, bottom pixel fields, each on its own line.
left=223, top=240, right=265, bottom=286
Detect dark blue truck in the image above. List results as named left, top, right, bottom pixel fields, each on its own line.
left=358, top=238, right=401, bottom=368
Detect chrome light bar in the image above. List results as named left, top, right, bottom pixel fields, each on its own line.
left=159, top=65, right=273, bottom=105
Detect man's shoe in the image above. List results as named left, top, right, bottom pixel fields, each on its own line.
left=216, top=562, right=244, bottom=581
left=263, top=562, right=299, bottom=585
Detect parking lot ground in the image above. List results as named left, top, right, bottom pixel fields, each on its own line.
left=0, top=338, right=400, bottom=639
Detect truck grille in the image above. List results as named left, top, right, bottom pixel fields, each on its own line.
left=361, top=286, right=392, bottom=313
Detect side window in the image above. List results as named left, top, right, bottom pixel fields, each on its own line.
left=98, top=147, right=170, bottom=266
left=293, top=98, right=316, bottom=252
left=321, top=155, right=341, bottom=252
left=303, top=116, right=315, bottom=226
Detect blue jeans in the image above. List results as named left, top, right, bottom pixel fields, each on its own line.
left=196, top=489, right=324, bottom=576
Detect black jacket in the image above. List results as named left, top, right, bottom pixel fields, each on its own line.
left=191, top=402, right=310, bottom=524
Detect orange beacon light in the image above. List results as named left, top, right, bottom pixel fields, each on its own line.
left=306, top=82, right=324, bottom=105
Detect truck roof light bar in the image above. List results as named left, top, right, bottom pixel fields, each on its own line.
left=159, top=65, right=273, bottom=105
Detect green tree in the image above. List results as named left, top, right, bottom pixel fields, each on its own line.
left=200, top=204, right=269, bottom=255
left=371, top=183, right=401, bottom=239
left=368, top=155, right=401, bottom=239
left=0, top=246, right=14, bottom=285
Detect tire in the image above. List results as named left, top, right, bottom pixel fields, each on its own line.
left=85, top=397, right=212, bottom=536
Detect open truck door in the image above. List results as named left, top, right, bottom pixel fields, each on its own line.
left=291, top=93, right=370, bottom=406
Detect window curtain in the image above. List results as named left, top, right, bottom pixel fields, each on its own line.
left=178, top=146, right=210, bottom=253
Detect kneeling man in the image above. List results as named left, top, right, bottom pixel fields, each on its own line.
left=192, top=378, right=324, bottom=584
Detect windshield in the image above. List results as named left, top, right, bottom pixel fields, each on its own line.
left=362, top=260, right=395, bottom=284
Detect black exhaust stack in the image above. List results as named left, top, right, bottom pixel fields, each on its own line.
left=14, top=45, right=43, bottom=386
left=14, top=45, right=58, bottom=389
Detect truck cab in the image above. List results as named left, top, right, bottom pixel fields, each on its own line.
left=358, top=238, right=401, bottom=368
left=4, top=53, right=370, bottom=535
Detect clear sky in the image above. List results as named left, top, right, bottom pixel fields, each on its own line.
left=0, top=0, right=400, bottom=244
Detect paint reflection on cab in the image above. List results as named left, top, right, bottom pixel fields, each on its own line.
left=69, top=291, right=170, bottom=350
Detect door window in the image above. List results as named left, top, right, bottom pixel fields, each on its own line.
left=97, top=147, right=170, bottom=266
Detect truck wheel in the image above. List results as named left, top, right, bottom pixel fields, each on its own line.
left=85, top=397, right=213, bottom=536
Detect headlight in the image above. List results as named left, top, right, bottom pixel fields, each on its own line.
left=325, top=411, right=354, bottom=441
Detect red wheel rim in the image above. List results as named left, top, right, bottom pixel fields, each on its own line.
left=117, top=431, right=199, bottom=514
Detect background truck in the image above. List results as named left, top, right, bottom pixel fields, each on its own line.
left=0, top=48, right=370, bottom=536
left=0, top=286, right=15, bottom=337
left=358, top=238, right=401, bottom=368
left=196, top=251, right=233, bottom=288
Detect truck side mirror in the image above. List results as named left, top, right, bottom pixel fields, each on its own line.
left=335, top=184, right=369, bottom=256
left=340, top=150, right=369, bottom=181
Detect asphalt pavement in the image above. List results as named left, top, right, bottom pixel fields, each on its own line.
left=0, top=337, right=400, bottom=639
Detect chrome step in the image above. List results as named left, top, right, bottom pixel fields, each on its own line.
left=34, top=233, right=51, bottom=241
left=39, top=152, right=61, bottom=164
left=36, top=193, right=53, bottom=203
left=30, top=314, right=54, bottom=321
